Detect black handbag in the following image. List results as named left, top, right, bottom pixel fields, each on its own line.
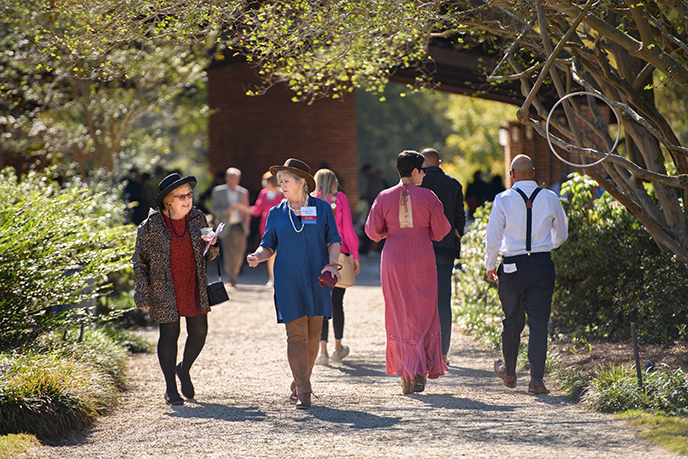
left=207, top=257, right=229, bottom=306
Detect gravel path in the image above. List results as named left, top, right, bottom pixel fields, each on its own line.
left=26, top=254, right=681, bottom=459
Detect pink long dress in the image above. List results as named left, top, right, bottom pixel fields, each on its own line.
left=365, top=182, right=451, bottom=381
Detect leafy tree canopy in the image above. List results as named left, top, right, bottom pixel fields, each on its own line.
left=0, top=1, right=211, bottom=182
left=8, top=0, right=688, bottom=262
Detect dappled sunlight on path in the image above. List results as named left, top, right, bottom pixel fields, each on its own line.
left=27, top=253, right=681, bottom=458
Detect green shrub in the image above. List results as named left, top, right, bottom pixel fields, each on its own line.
left=453, top=204, right=503, bottom=348
left=642, top=365, right=688, bottom=415
left=35, top=328, right=130, bottom=390
left=557, top=363, right=688, bottom=415
left=583, top=364, right=646, bottom=413
left=552, top=365, right=594, bottom=401
left=99, top=324, right=154, bottom=354
left=0, top=167, right=136, bottom=349
left=553, top=174, right=688, bottom=343
left=0, top=351, right=118, bottom=440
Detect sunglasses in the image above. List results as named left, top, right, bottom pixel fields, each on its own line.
left=419, top=167, right=427, bottom=173
left=173, top=191, right=194, bottom=202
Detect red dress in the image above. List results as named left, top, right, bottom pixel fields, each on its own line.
left=365, top=183, right=451, bottom=381
left=163, top=213, right=203, bottom=317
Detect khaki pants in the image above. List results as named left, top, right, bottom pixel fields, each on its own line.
left=285, top=315, right=323, bottom=395
left=219, top=223, right=246, bottom=285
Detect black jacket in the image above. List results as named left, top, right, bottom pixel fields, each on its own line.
left=421, top=166, right=466, bottom=259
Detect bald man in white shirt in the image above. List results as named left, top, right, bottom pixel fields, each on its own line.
left=485, top=154, right=568, bottom=395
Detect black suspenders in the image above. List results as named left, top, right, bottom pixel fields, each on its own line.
left=514, top=187, right=542, bottom=254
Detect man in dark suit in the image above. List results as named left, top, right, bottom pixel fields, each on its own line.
left=420, top=148, right=466, bottom=365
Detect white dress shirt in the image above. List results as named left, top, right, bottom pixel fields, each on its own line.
left=227, top=188, right=243, bottom=225
left=485, top=180, right=568, bottom=270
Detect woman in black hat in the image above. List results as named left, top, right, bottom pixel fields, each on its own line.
left=247, top=158, right=342, bottom=409
left=133, top=173, right=221, bottom=405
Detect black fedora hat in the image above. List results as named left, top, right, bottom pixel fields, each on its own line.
left=155, top=173, right=197, bottom=209
left=269, top=158, right=315, bottom=191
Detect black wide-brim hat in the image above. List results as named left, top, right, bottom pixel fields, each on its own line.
left=155, top=173, right=197, bottom=209
left=269, top=158, right=316, bottom=191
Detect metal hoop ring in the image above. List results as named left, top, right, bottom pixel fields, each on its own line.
left=545, top=91, right=621, bottom=168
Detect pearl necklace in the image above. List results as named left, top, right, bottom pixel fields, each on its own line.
left=288, top=198, right=307, bottom=233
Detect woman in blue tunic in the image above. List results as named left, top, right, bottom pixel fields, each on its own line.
left=247, top=158, right=341, bottom=409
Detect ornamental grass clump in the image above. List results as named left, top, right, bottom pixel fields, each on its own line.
left=0, top=352, right=117, bottom=440
left=582, top=364, right=646, bottom=413
left=36, top=328, right=130, bottom=390
left=641, top=365, right=688, bottom=415
left=573, top=363, right=688, bottom=415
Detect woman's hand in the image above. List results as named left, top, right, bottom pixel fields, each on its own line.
left=247, top=253, right=261, bottom=268
left=247, top=246, right=273, bottom=268
left=321, top=263, right=342, bottom=282
left=202, top=234, right=219, bottom=245
left=353, top=259, right=361, bottom=275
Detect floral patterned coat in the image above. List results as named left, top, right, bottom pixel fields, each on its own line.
left=133, top=207, right=220, bottom=324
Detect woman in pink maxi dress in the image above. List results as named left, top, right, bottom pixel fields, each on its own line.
left=365, top=151, right=451, bottom=394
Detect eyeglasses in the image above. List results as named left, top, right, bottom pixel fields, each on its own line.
left=419, top=167, right=428, bottom=173
left=173, top=191, right=194, bottom=202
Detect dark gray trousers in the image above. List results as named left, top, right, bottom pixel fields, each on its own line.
left=497, top=252, right=555, bottom=381
left=435, top=254, right=455, bottom=356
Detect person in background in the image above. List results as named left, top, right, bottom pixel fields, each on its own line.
left=359, top=163, right=387, bottom=255
left=420, top=148, right=466, bottom=366
left=211, top=167, right=251, bottom=287
left=123, top=167, right=150, bottom=226
left=465, top=171, right=492, bottom=218
left=132, top=173, right=219, bottom=406
left=489, top=174, right=506, bottom=200
left=486, top=154, right=568, bottom=395
left=251, top=171, right=284, bottom=287
left=246, top=159, right=341, bottom=409
left=197, top=171, right=226, bottom=217
left=312, top=169, right=360, bottom=366
left=365, top=151, right=450, bottom=395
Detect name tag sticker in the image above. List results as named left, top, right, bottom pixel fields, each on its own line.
left=503, top=263, right=517, bottom=273
left=301, top=206, right=317, bottom=224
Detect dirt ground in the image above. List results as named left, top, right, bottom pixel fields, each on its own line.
left=549, top=335, right=688, bottom=373
left=23, top=253, right=685, bottom=459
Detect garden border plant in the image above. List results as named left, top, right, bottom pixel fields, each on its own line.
left=0, top=166, right=145, bottom=441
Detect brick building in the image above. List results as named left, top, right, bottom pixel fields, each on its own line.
left=208, top=60, right=358, bottom=209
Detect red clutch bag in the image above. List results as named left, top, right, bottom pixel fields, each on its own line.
left=318, top=270, right=338, bottom=288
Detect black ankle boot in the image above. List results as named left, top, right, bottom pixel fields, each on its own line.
left=165, top=391, right=184, bottom=406
left=176, top=363, right=195, bottom=399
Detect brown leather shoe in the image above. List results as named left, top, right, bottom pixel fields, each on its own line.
left=494, top=359, right=517, bottom=388
left=289, top=382, right=298, bottom=403
left=412, top=374, right=427, bottom=393
left=528, top=379, right=550, bottom=395
left=295, top=392, right=311, bottom=409
left=401, top=377, right=413, bottom=394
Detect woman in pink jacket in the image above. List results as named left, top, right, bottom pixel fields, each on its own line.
left=251, top=171, right=284, bottom=287
left=312, top=169, right=360, bottom=365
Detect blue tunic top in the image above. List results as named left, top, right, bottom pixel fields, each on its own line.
left=261, top=195, right=341, bottom=323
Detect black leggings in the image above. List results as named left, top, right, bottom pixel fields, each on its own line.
left=321, top=287, right=345, bottom=342
left=158, top=314, right=208, bottom=394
